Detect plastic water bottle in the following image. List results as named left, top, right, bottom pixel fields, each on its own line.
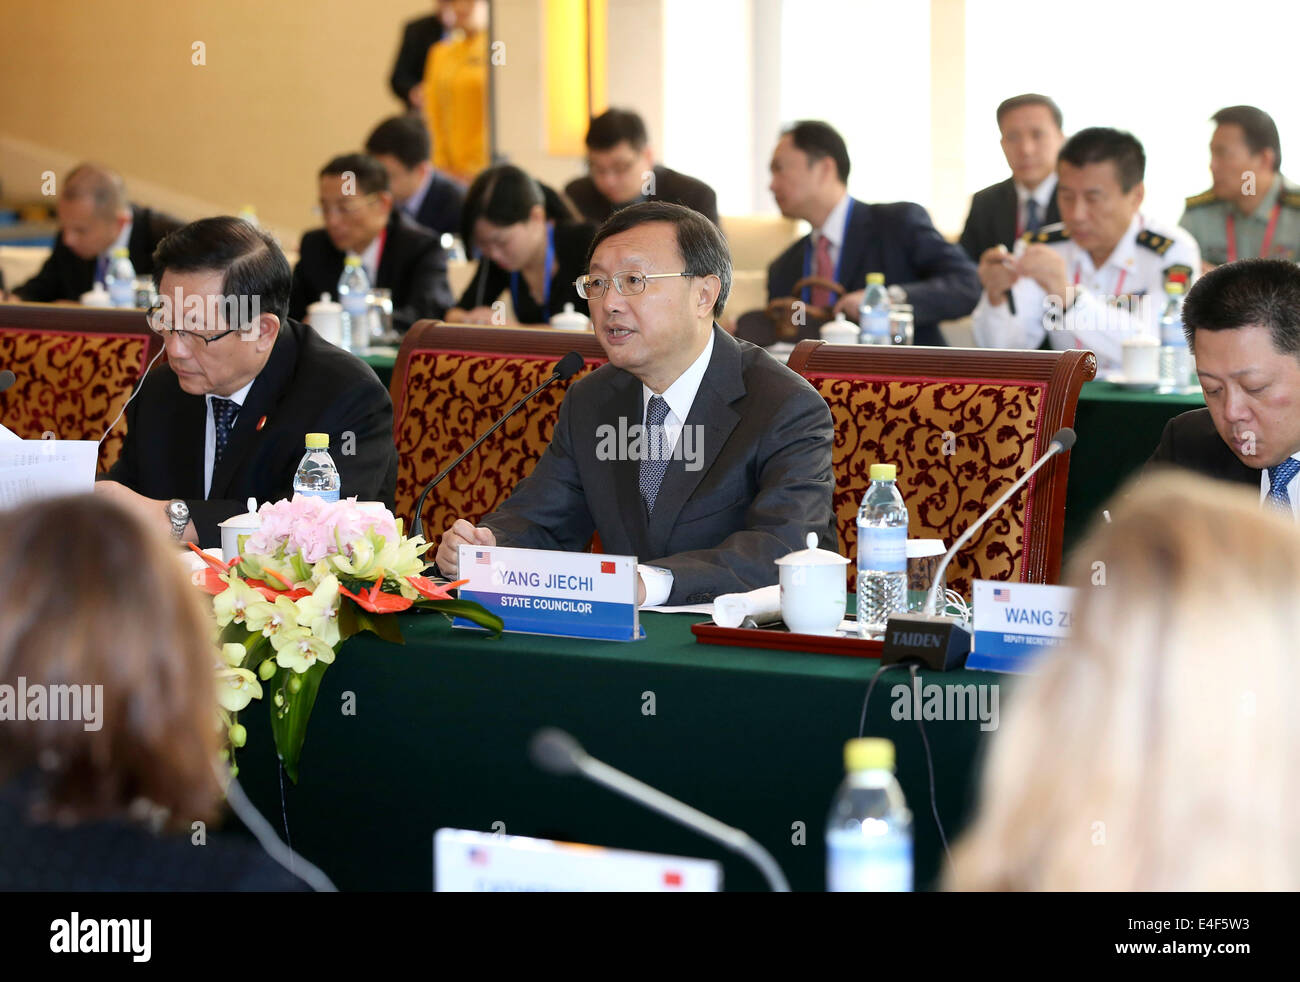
left=858, top=273, right=891, bottom=344
left=105, top=247, right=136, bottom=308
left=856, top=463, right=908, bottom=638
left=337, top=256, right=371, bottom=354
left=292, top=433, right=340, bottom=502
left=826, top=738, right=913, bottom=892
left=1158, top=281, right=1190, bottom=391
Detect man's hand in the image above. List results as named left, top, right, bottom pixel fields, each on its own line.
left=436, top=519, right=496, bottom=576
left=94, top=480, right=196, bottom=542
left=637, top=574, right=647, bottom=606
left=832, top=289, right=866, bottom=321
left=978, top=245, right=1019, bottom=303
left=446, top=306, right=502, bottom=325
left=407, top=84, right=425, bottom=111
left=1015, top=244, right=1069, bottom=302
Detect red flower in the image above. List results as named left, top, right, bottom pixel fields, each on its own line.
left=338, top=579, right=413, bottom=613
left=406, top=576, right=468, bottom=601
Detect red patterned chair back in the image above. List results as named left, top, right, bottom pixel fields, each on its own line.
left=785, top=342, right=1096, bottom=597
left=391, top=321, right=608, bottom=536
left=0, top=304, right=161, bottom=473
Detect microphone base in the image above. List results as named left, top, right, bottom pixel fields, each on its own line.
left=880, top=614, right=972, bottom=672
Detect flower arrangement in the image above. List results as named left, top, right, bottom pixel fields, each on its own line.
left=192, top=495, right=501, bottom=781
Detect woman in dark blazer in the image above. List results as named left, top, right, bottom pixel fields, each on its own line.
left=448, top=164, right=595, bottom=326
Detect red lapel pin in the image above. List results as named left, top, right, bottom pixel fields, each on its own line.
left=256, top=415, right=267, bottom=432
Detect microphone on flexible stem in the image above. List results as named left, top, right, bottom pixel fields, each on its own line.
left=880, top=426, right=1076, bottom=671
left=410, top=351, right=584, bottom=542
left=530, top=728, right=791, bottom=892
left=0, top=369, right=16, bottom=395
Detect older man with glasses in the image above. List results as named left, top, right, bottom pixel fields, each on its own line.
left=96, top=216, right=398, bottom=546
left=435, top=201, right=835, bottom=606
left=287, top=152, right=453, bottom=334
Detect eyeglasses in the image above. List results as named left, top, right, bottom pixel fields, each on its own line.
left=574, top=271, right=694, bottom=301
left=313, top=193, right=379, bottom=218
left=146, top=304, right=239, bottom=346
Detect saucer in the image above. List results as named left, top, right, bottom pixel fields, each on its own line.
left=1107, top=375, right=1161, bottom=391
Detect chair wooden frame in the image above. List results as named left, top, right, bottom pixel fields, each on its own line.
left=786, top=341, right=1097, bottom=586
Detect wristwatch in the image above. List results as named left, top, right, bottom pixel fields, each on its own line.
left=166, top=500, right=190, bottom=541
left=886, top=284, right=909, bottom=304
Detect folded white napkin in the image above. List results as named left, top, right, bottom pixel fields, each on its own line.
left=713, top=584, right=782, bottom=629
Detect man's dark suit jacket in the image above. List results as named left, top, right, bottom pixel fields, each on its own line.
left=958, top=177, right=1062, bottom=263
left=288, top=210, right=453, bottom=333
left=564, top=165, right=721, bottom=227
left=1146, top=407, right=1259, bottom=488
left=767, top=198, right=981, bottom=346
left=15, top=204, right=183, bottom=303
left=482, top=325, right=836, bottom=604
left=105, top=319, right=398, bottom=546
left=409, top=170, right=465, bottom=240
left=389, top=14, right=444, bottom=106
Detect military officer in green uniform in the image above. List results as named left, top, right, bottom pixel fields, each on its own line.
left=1180, top=106, right=1300, bottom=268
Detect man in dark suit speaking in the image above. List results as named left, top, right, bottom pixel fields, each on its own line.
left=436, top=202, right=836, bottom=605
left=1147, top=258, right=1300, bottom=514
left=958, top=94, right=1065, bottom=263
left=15, top=163, right=182, bottom=303
left=288, top=153, right=453, bottom=333
left=96, top=217, right=398, bottom=546
left=766, top=121, right=980, bottom=346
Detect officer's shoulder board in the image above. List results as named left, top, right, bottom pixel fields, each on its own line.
left=1137, top=229, right=1175, bottom=256
left=1183, top=189, right=1218, bottom=210
left=1281, top=187, right=1300, bottom=209
left=1023, top=222, right=1069, bottom=245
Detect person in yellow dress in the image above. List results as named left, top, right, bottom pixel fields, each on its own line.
left=423, top=0, right=490, bottom=186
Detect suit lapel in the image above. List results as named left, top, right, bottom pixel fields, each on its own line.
left=376, top=211, right=403, bottom=289
left=208, top=324, right=299, bottom=500
left=839, top=198, right=870, bottom=291
left=170, top=380, right=207, bottom=497
left=602, top=370, right=652, bottom=560
left=644, top=327, right=743, bottom=559
left=996, top=179, right=1018, bottom=248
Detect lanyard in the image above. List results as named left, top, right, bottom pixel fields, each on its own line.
left=1226, top=199, right=1282, bottom=262
left=511, top=222, right=555, bottom=316
left=801, top=200, right=855, bottom=305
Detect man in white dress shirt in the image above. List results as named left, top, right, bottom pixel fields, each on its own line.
left=1148, top=258, right=1300, bottom=516
left=972, top=127, right=1202, bottom=372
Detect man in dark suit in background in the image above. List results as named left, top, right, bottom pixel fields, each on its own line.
left=1148, top=258, right=1300, bottom=514
left=288, top=153, right=453, bottom=333
left=98, top=217, right=398, bottom=546
left=564, top=109, right=720, bottom=227
left=959, top=94, right=1065, bottom=263
left=366, top=115, right=465, bottom=240
left=14, top=163, right=182, bottom=303
left=766, top=121, right=981, bottom=346
left=388, top=2, right=448, bottom=110
left=435, top=202, right=835, bottom=605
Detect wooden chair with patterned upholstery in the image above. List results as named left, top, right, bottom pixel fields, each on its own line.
left=0, top=303, right=162, bottom=473
left=785, top=342, right=1097, bottom=598
left=391, top=321, right=608, bottom=537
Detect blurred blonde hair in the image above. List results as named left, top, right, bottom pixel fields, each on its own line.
left=0, top=495, right=221, bottom=830
left=947, top=472, right=1300, bottom=890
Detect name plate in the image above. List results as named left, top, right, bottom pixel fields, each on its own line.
left=966, top=579, right=1076, bottom=674
left=455, top=544, right=643, bottom=641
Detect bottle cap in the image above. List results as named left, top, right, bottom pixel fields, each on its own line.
left=1165, top=280, right=1184, bottom=294
left=111, top=247, right=129, bottom=258
left=304, top=433, right=329, bottom=449
left=867, top=272, right=885, bottom=285
left=845, top=737, right=894, bottom=772
left=344, top=255, right=362, bottom=266
left=869, top=463, right=897, bottom=481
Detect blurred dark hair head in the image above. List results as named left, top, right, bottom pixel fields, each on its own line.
left=587, top=200, right=732, bottom=319
left=1059, top=127, right=1145, bottom=192
left=0, top=496, right=222, bottom=830
left=585, top=108, right=649, bottom=152
left=782, top=120, right=850, bottom=183
left=152, top=216, right=292, bottom=329
left=461, top=164, right=573, bottom=243
left=1212, top=105, right=1282, bottom=172
left=319, top=153, right=391, bottom=195
left=63, top=163, right=129, bottom=221
left=365, top=115, right=432, bottom=169
left=996, top=93, right=1064, bottom=131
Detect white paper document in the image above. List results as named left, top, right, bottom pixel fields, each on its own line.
left=0, top=440, right=98, bottom=508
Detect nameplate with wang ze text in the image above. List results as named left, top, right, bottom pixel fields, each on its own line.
left=455, top=544, right=644, bottom=641
left=966, top=579, right=1076, bottom=674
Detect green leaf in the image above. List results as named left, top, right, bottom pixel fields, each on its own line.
left=416, top=598, right=504, bottom=636
left=337, top=599, right=360, bottom=641
left=268, top=658, right=331, bottom=784
left=353, top=609, right=406, bottom=645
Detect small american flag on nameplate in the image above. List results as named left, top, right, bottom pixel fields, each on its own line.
left=476, top=551, right=491, bottom=565
left=992, top=587, right=1010, bottom=602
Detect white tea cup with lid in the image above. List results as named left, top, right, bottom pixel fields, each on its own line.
left=775, top=532, right=850, bottom=635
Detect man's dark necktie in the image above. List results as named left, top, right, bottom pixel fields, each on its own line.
left=639, top=395, right=672, bottom=514
left=1025, top=198, right=1042, bottom=234
left=212, top=397, right=240, bottom=464
left=1266, top=457, right=1300, bottom=514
